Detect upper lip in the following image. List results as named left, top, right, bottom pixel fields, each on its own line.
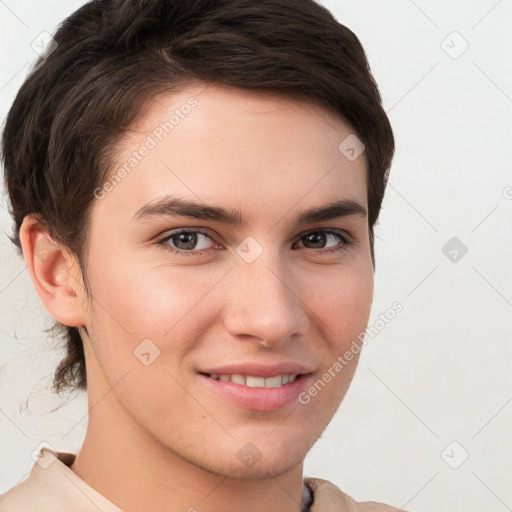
left=198, top=362, right=313, bottom=378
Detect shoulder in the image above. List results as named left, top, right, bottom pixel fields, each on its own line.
left=305, top=477, right=410, bottom=512
left=0, top=448, right=118, bottom=512
left=0, top=472, right=41, bottom=512
left=0, top=449, right=77, bottom=512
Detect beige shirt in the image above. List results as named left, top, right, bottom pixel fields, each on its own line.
left=0, top=447, right=407, bottom=511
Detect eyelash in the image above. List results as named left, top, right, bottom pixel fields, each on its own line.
left=155, top=228, right=352, bottom=257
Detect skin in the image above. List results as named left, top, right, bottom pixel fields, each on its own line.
left=20, top=82, right=373, bottom=512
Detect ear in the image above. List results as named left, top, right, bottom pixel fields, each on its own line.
left=19, top=214, right=87, bottom=327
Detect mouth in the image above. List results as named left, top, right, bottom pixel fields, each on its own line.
left=198, top=371, right=311, bottom=411
left=200, top=372, right=300, bottom=388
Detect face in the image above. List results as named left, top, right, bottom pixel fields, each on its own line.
left=78, top=82, right=373, bottom=479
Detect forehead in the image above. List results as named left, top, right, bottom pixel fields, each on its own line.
left=94, top=82, right=368, bottom=226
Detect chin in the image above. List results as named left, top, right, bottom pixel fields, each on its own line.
left=212, top=451, right=305, bottom=481
left=242, top=435, right=315, bottom=479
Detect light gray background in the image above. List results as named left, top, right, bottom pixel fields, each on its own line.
left=1, top=1, right=511, bottom=511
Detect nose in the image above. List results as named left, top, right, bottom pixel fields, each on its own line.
left=221, top=248, right=309, bottom=348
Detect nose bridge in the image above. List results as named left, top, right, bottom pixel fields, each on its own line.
left=222, top=238, right=307, bottom=344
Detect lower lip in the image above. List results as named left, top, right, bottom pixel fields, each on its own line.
left=198, top=373, right=310, bottom=412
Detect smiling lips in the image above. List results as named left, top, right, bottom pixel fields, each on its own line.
left=207, top=373, right=298, bottom=387
left=198, top=362, right=313, bottom=411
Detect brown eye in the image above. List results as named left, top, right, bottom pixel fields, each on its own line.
left=302, top=232, right=327, bottom=249
left=295, top=230, right=350, bottom=253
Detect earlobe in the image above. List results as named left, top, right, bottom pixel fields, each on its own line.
left=19, top=215, right=86, bottom=327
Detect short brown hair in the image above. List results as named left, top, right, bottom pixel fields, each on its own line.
left=1, top=0, right=394, bottom=395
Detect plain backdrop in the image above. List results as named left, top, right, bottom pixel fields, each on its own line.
left=1, top=1, right=511, bottom=511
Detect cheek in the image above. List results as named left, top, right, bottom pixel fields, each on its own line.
left=88, top=248, right=205, bottom=330
left=83, top=258, right=209, bottom=419
left=312, top=263, right=373, bottom=345
left=298, top=266, right=373, bottom=427
left=84, top=251, right=227, bottom=373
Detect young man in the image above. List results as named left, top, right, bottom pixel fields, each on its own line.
left=0, top=1, right=403, bottom=510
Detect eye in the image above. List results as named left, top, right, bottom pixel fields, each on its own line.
left=157, top=229, right=218, bottom=255
left=294, top=230, right=350, bottom=254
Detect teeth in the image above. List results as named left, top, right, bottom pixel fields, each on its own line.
left=208, top=373, right=298, bottom=387
left=231, top=374, right=245, bottom=385
left=246, top=376, right=265, bottom=387
left=264, top=376, right=283, bottom=388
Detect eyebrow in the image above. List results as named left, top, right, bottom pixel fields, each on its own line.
left=132, top=194, right=367, bottom=226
